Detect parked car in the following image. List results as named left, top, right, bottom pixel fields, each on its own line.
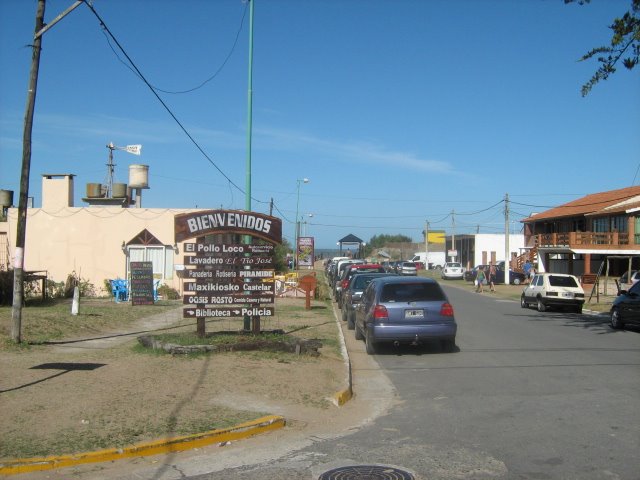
left=465, top=265, right=526, bottom=285
left=337, top=264, right=386, bottom=307
left=354, top=276, right=457, bottom=354
left=441, top=262, right=464, bottom=280
left=520, top=273, right=585, bottom=313
left=342, top=272, right=395, bottom=329
left=618, top=270, right=640, bottom=291
left=610, top=280, right=640, bottom=329
left=397, top=261, right=417, bottom=276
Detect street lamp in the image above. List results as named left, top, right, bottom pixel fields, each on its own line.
left=294, top=178, right=309, bottom=269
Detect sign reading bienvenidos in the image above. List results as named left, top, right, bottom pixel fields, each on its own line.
left=174, top=209, right=282, bottom=244
left=175, top=210, right=282, bottom=323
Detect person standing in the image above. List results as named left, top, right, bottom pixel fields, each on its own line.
left=476, top=266, right=486, bottom=293
left=523, top=260, right=532, bottom=283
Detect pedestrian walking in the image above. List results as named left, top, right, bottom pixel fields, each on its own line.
left=488, top=263, right=497, bottom=292
left=476, top=267, right=486, bottom=293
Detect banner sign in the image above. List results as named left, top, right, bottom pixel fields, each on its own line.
left=297, top=236, right=314, bottom=267
left=175, top=209, right=282, bottom=244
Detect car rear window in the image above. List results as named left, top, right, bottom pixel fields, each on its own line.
left=548, top=275, right=579, bottom=288
left=402, top=262, right=416, bottom=267
left=447, top=263, right=461, bottom=268
left=381, top=283, right=445, bottom=302
left=353, top=275, right=378, bottom=289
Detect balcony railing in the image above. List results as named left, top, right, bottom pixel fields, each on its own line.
left=537, top=232, right=634, bottom=249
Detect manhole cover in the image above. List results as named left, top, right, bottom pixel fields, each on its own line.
left=318, top=464, right=415, bottom=480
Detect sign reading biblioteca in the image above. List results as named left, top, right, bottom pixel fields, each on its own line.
left=175, top=210, right=282, bottom=336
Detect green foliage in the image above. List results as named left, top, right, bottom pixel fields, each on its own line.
left=567, top=0, right=640, bottom=95
left=363, top=233, right=413, bottom=257
left=274, top=237, right=291, bottom=274
left=157, top=283, right=180, bottom=300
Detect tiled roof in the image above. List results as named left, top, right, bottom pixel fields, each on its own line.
left=521, top=185, right=640, bottom=222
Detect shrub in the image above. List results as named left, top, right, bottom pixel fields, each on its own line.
left=157, top=283, right=180, bottom=300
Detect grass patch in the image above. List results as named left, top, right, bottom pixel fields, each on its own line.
left=0, top=298, right=181, bottom=347
left=0, top=407, right=262, bottom=459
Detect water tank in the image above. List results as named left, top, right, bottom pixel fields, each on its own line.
left=86, top=183, right=103, bottom=198
left=0, top=189, right=13, bottom=207
left=112, top=183, right=128, bottom=198
left=129, top=164, right=149, bottom=189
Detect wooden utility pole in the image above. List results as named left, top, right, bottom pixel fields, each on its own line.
left=11, top=0, right=46, bottom=343
left=11, top=0, right=82, bottom=343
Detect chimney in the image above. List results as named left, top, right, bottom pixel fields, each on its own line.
left=42, top=174, right=75, bottom=209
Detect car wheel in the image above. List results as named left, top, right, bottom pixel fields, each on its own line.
left=365, top=328, right=376, bottom=355
left=610, top=308, right=624, bottom=329
left=537, top=298, right=546, bottom=312
left=520, top=294, right=528, bottom=309
left=355, top=321, right=364, bottom=340
left=347, top=313, right=355, bottom=330
left=442, top=339, right=456, bottom=353
left=513, top=277, right=521, bottom=285
left=341, top=308, right=347, bottom=322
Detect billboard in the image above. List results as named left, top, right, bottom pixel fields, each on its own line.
left=297, top=236, right=315, bottom=267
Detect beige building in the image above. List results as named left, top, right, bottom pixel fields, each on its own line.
left=0, top=174, right=199, bottom=296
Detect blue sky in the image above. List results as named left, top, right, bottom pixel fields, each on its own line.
left=1, top=0, right=639, bottom=249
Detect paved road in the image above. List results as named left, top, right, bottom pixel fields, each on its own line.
left=200, top=286, right=639, bottom=480
left=58, top=285, right=639, bottom=480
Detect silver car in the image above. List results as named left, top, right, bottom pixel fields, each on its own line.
left=397, top=261, right=417, bottom=276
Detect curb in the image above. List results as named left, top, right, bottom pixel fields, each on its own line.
left=0, top=415, right=285, bottom=476
left=328, top=287, right=354, bottom=407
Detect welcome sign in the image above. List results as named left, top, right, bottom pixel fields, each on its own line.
left=175, top=209, right=282, bottom=244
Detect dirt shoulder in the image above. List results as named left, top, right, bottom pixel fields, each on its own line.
left=0, top=296, right=348, bottom=462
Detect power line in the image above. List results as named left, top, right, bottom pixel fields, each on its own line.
left=83, top=1, right=271, bottom=207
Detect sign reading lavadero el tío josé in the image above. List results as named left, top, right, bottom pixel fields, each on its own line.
left=175, top=210, right=282, bottom=336
left=129, top=261, right=154, bottom=305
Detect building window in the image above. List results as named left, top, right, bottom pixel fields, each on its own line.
left=127, top=246, right=174, bottom=281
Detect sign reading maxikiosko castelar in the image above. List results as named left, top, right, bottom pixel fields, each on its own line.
left=175, top=210, right=282, bottom=327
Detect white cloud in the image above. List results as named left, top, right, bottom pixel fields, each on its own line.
left=254, top=126, right=457, bottom=174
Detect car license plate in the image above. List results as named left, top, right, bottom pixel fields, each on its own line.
left=562, top=292, right=574, bottom=298
left=405, top=309, right=424, bottom=319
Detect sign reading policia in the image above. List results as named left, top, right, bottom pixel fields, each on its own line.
left=175, top=209, right=282, bottom=336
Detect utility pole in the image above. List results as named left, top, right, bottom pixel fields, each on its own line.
left=11, top=0, right=46, bottom=343
left=424, top=220, right=429, bottom=269
left=504, top=193, right=510, bottom=285
left=11, top=0, right=82, bottom=343
left=450, top=210, right=455, bottom=261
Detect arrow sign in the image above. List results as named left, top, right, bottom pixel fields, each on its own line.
left=183, top=306, right=275, bottom=319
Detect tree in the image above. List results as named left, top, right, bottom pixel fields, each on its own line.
left=566, top=0, right=640, bottom=96
left=362, top=234, right=414, bottom=257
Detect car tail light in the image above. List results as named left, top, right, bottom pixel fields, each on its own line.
left=341, top=279, right=349, bottom=290
left=373, top=305, right=388, bottom=320
left=440, top=302, right=454, bottom=317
